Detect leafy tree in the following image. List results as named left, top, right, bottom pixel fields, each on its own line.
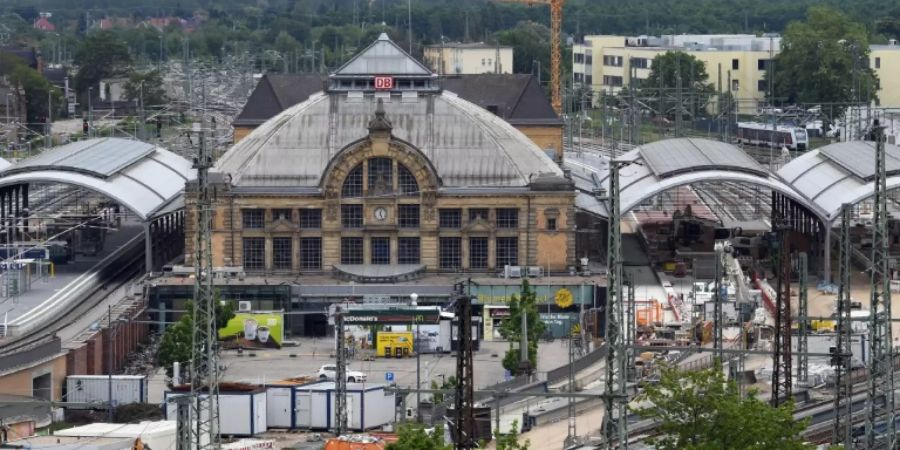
left=494, top=421, right=530, bottom=450
left=0, top=52, right=62, bottom=128
left=640, top=51, right=715, bottom=119
left=429, top=375, right=457, bottom=404
left=124, top=70, right=167, bottom=107
left=386, top=422, right=452, bottom=450
left=496, top=22, right=551, bottom=80
left=499, top=280, right=545, bottom=375
left=773, top=6, right=878, bottom=108
left=156, top=298, right=236, bottom=379
left=633, top=363, right=812, bottom=450
left=73, top=31, right=132, bottom=96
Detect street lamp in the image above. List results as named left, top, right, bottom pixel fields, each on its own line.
left=87, top=86, right=93, bottom=138
left=410, top=292, right=419, bottom=420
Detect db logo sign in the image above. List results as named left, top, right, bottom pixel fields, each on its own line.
left=374, top=76, right=394, bottom=90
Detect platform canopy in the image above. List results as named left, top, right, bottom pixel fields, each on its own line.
left=566, top=138, right=823, bottom=222
left=778, top=141, right=900, bottom=223
left=0, top=138, right=195, bottom=221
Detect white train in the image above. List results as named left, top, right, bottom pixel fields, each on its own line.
left=736, top=122, right=809, bottom=151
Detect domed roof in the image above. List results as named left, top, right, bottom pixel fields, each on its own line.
left=216, top=90, right=564, bottom=192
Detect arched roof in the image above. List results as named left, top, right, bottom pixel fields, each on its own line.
left=566, top=138, right=826, bottom=223
left=778, top=141, right=900, bottom=223
left=216, top=90, right=564, bottom=191
left=0, top=138, right=195, bottom=221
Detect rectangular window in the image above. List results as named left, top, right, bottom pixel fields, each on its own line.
left=496, top=237, right=519, bottom=267
left=732, top=58, right=739, bottom=70
left=758, top=79, right=768, bottom=92
left=574, top=53, right=584, bottom=63
left=547, top=217, right=557, bottom=231
left=371, top=237, right=391, bottom=265
left=272, top=209, right=292, bottom=222
left=496, top=208, right=519, bottom=228
left=341, top=204, right=363, bottom=228
left=439, top=237, right=461, bottom=269
left=398, top=237, right=421, bottom=264
left=242, top=237, right=265, bottom=270
left=440, top=209, right=462, bottom=228
left=398, top=204, right=420, bottom=228
left=242, top=209, right=265, bottom=229
left=758, top=59, right=770, bottom=71
left=469, top=237, right=488, bottom=269
left=585, top=75, right=593, bottom=85
left=341, top=237, right=363, bottom=264
left=731, top=79, right=740, bottom=92
left=603, top=75, right=624, bottom=87
left=585, top=55, right=593, bottom=65
left=468, top=208, right=489, bottom=223
left=574, top=73, right=583, bottom=83
left=631, top=58, right=648, bottom=69
left=299, top=209, right=322, bottom=229
left=875, top=57, right=881, bottom=69
left=272, top=237, right=292, bottom=270
left=299, top=237, right=322, bottom=269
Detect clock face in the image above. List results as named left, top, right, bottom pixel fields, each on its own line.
left=374, top=207, right=388, bottom=221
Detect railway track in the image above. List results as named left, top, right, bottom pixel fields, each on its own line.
left=0, top=235, right=146, bottom=358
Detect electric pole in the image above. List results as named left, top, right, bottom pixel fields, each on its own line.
left=832, top=204, right=853, bottom=446
left=185, top=111, right=219, bottom=450
left=602, top=160, right=628, bottom=449
left=866, top=120, right=895, bottom=449
left=334, top=307, right=348, bottom=436
left=771, top=221, right=792, bottom=406
left=797, top=252, right=809, bottom=386
left=454, top=295, right=476, bottom=449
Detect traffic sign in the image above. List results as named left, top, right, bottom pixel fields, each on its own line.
left=385, top=372, right=395, bottom=382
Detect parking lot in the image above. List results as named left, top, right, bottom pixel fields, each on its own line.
left=219, top=337, right=575, bottom=392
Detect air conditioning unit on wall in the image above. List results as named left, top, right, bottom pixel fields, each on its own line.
left=238, top=301, right=252, bottom=312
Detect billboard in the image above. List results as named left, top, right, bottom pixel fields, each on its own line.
left=219, top=312, right=285, bottom=349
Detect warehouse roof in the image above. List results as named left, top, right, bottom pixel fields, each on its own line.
left=778, top=141, right=900, bottom=222
left=0, top=138, right=194, bottom=220
left=218, top=90, right=564, bottom=190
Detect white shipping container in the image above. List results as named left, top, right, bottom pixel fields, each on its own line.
left=266, top=382, right=394, bottom=431
left=165, top=388, right=267, bottom=436
left=65, top=375, right=148, bottom=408
left=54, top=421, right=176, bottom=450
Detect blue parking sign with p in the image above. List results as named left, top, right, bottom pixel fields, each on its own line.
left=385, top=372, right=394, bottom=382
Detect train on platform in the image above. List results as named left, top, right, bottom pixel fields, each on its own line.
left=736, top=122, right=809, bottom=151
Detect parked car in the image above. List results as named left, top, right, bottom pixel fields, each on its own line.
left=317, top=364, right=367, bottom=383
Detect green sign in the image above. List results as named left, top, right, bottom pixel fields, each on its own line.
left=471, top=284, right=594, bottom=306
left=219, top=312, right=285, bottom=348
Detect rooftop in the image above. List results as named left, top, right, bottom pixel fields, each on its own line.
left=425, top=42, right=512, bottom=49
left=0, top=138, right=194, bottom=220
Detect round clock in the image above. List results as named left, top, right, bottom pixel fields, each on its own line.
left=374, top=207, right=388, bottom=221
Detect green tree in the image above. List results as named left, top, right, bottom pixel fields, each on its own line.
left=499, top=280, right=545, bottom=375
left=773, top=6, right=878, bottom=108
left=429, top=375, right=457, bottom=404
left=0, top=52, right=62, bottom=128
left=633, top=363, right=812, bottom=450
left=494, top=421, right=530, bottom=450
left=640, top=51, right=715, bottom=119
left=386, top=422, right=452, bottom=450
left=156, top=298, right=236, bottom=378
left=123, top=70, right=167, bottom=107
left=73, top=31, right=132, bottom=95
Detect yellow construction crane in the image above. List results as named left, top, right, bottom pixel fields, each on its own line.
left=495, top=0, right=564, bottom=115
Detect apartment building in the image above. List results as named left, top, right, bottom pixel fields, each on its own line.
left=423, top=42, right=513, bottom=75
left=871, top=41, right=900, bottom=107
left=573, top=34, right=780, bottom=114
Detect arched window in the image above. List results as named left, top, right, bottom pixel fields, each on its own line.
left=342, top=165, right=363, bottom=197
left=398, top=164, right=419, bottom=195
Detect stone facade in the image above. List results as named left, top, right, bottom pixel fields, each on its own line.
left=187, top=122, right=575, bottom=274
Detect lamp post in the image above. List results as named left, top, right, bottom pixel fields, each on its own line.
left=87, top=86, right=93, bottom=138
left=410, top=292, right=420, bottom=420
